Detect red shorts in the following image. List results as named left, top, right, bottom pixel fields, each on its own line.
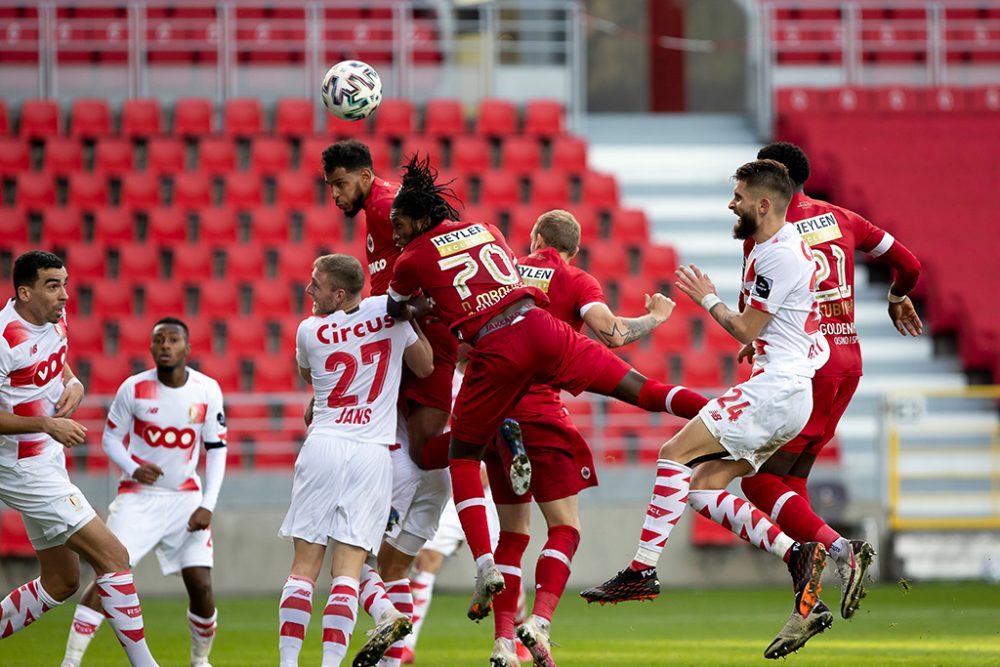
left=451, top=307, right=630, bottom=444
left=485, top=408, right=598, bottom=505
left=779, top=375, right=860, bottom=456
left=399, top=316, right=458, bottom=415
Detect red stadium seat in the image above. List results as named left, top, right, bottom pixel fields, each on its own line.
left=582, top=241, right=628, bottom=280
left=148, top=207, right=188, bottom=244
left=85, top=355, right=132, bottom=395
left=93, top=207, right=134, bottom=244
left=873, top=87, right=921, bottom=113
left=324, top=115, right=370, bottom=139
left=93, top=138, right=134, bottom=175
left=276, top=172, right=317, bottom=209
left=0, top=138, right=29, bottom=175
left=224, top=98, right=263, bottom=137
left=223, top=246, right=266, bottom=281
left=41, top=209, right=83, bottom=245
left=142, top=280, right=187, bottom=316
left=173, top=172, right=213, bottom=209
left=549, top=136, right=587, bottom=174
left=302, top=207, right=342, bottom=246
left=774, top=88, right=823, bottom=116
left=120, top=173, right=161, bottom=209
left=475, top=98, right=517, bottom=136
left=117, top=243, right=163, bottom=281
left=449, top=136, right=492, bottom=173
left=523, top=99, right=564, bottom=137
left=250, top=281, right=293, bottom=318
left=580, top=171, right=619, bottom=208
left=926, top=88, right=968, bottom=113
left=197, top=137, right=237, bottom=175
left=0, top=100, right=8, bottom=135
left=224, top=173, right=263, bottom=208
left=223, top=317, right=266, bottom=354
left=506, top=206, right=544, bottom=245
left=0, top=209, right=27, bottom=243
left=478, top=170, right=521, bottom=207
left=171, top=243, right=215, bottom=280
left=67, top=173, right=108, bottom=209
left=638, top=244, right=679, bottom=282
left=117, top=316, right=158, bottom=356
left=969, top=86, right=1000, bottom=112
left=249, top=137, right=292, bottom=175
left=192, top=355, right=241, bottom=392
left=41, top=137, right=83, bottom=175
left=500, top=136, right=542, bottom=174
left=197, top=208, right=238, bottom=244
left=91, top=279, right=136, bottom=318
left=66, top=244, right=108, bottom=281
left=276, top=244, right=319, bottom=282
left=19, top=99, right=61, bottom=138
left=608, top=208, right=650, bottom=244
left=251, top=354, right=296, bottom=391
left=185, top=318, right=214, bottom=355
left=70, top=99, right=112, bottom=139
left=121, top=98, right=162, bottom=138
left=300, top=137, right=334, bottom=174
left=826, top=87, right=873, bottom=113
left=373, top=99, right=415, bottom=137
left=173, top=98, right=214, bottom=136
left=423, top=99, right=465, bottom=137
left=398, top=136, right=443, bottom=169
left=15, top=172, right=55, bottom=209
left=196, top=280, right=241, bottom=318
left=250, top=207, right=290, bottom=244
left=678, top=353, right=725, bottom=389
left=529, top=172, right=571, bottom=209
left=275, top=98, right=315, bottom=137
left=146, top=138, right=186, bottom=174
left=67, top=316, right=104, bottom=356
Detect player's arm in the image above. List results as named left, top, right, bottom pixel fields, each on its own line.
left=675, top=264, right=772, bottom=344
left=54, top=362, right=85, bottom=418
left=190, top=383, right=228, bottom=531
left=0, top=350, right=86, bottom=445
left=403, top=318, right=434, bottom=379
left=583, top=295, right=675, bottom=348
left=102, top=384, right=162, bottom=483
left=387, top=251, right=421, bottom=321
left=866, top=232, right=923, bottom=336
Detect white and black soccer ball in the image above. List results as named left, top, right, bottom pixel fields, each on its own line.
left=321, top=60, right=382, bottom=121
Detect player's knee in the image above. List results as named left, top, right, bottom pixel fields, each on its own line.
left=43, top=568, right=80, bottom=601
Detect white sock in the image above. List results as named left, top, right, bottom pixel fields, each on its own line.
left=62, top=604, right=105, bottom=666
left=187, top=608, right=217, bottom=664
left=828, top=537, right=852, bottom=564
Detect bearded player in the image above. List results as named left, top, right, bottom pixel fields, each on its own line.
left=62, top=317, right=227, bottom=667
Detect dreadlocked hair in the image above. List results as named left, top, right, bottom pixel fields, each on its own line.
left=393, top=153, right=463, bottom=232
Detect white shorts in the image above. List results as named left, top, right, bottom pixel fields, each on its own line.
left=279, top=435, right=392, bottom=553
left=0, top=452, right=96, bottom=551
left=698, top=370, right=813, bottom=471
left=422, top=487, right=500, bottom=558
left=106, top=490, right=212, bottom=575
left=385, top=414, right=452, bottom=557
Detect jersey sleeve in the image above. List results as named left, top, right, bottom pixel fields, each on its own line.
left=201, top=380, right=227, bottom=446
left=103, top=380, right=138, bottom=476
left=295, top=321, right=310, bottom=368
left=387, top=248, right=420, bottom=302
left=745, top=247, right=801, bottom=314
left=576, top=271, right=606, bottom=316
left=848, top=210, right=890, bottom=255
left=0, top=342, right=10, bottom=380
left=401, top=321, right=419, bottom=348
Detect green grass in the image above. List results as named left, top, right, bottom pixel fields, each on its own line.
left=2, top=582, right=998, bottom=666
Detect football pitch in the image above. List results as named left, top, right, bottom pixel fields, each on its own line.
left=2, top=582, right=997, bottom=666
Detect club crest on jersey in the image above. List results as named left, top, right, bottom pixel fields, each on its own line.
left=794, top=213, right=843, bottom=246
left=67, top=495, right=82, bottom=511
left=518, top=265, right=555, bottom=292
left=430, top=224, right=494, bottom=257
left=367, top=233, right=375, bottom=253
left=188, top=403, right=208, bottom=424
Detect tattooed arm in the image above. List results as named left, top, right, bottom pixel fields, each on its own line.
left=582, top=294, right=675, bottom=348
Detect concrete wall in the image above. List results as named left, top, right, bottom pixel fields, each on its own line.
left=584, top=0, right=650, bottom=112
left=684, top=0, right=748, bottom=112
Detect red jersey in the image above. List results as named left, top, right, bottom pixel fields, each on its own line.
left=388, top=220, right=547, bottom=341
left=362, top=177, right=400, bottom=296
left=743, top=192, right=897, bottom=377
left=514, top=247, right=606, bottom=417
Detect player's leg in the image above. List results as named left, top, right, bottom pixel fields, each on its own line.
left=404, top=548, right=446, bottom=662
left=321, top=541, right=368, bottom=667
left=374, top=542, right=415, bottom=667
left=182, top=567, right=216, bottom=667
left=279, top=539, right=325, bottom=667
left=406, top=405, right=451, bottom=470
left=2, top=542, right=78, bottom=647
left=486, top=501, right=530, bottom=667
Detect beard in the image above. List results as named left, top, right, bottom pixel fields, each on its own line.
left=345, top=194, right=365, bottom=217
left=732, top=210, right=759, bottom=240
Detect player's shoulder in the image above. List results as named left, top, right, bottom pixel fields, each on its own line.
left=0, top=304, right=36, bottom=353
left=794, top=192, right=863, bottom=223
left=117, top=368, right=158, bottom=397
left=360, top=293, right=389, bottom=313
left=186, top=367, right=224, bottom=394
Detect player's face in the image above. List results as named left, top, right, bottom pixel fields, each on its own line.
left=389, top=209, right=429, bottom=248
left=729, top=181, right=760, bottom=240
left=324, top=166, right=371, bottom=217
left=18, top=267, right=69, bottom=324
left=150, top=324, right=189, bottom=370
left=306, top=269, right=346, bottom=316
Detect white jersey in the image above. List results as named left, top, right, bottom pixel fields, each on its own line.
left=0, top=299, right=68, bottom=467
left=105, top=368, right=227, bottom=494
left=741, top=223, right=830, bottom=377
left=296, top=295, right=418, bottom=445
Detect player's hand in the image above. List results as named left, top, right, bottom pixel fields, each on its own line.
left=304, top=397, right=315, bottom=427
left=889, top=298, right=923, bottom=337
left=132, top=463, right=164, bottom=485
left=737, top=342, right=755, bottom=366
left=645, top=293, right=676, bottom=323
left=409, top=294, right=435, bottom=319
left=44, top=417, right=87, bottom=447
left=675, top=264, right=717, bottom=305
left=187, top=507, right=212, bottom=532
left=54, top=381, right=85, bottom=418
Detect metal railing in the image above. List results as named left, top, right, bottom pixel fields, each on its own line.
left=0, top=0, right=585, bottom=131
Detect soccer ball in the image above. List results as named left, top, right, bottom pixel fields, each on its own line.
left=321, top=60, right=382, bottom=121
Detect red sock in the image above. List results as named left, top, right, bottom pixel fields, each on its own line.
left=449, top=458, right=493, bottom=561
left=783, top=474, right=810, bottom=505
left=532, top=525, right=580, bottom=623
left=637, top=380, right=709, bottom=419
left=493, top=531, right=530, bottom=640
left=419, top=433, right=451, bottom=470
left=742, top=473, right=839, bottom=546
